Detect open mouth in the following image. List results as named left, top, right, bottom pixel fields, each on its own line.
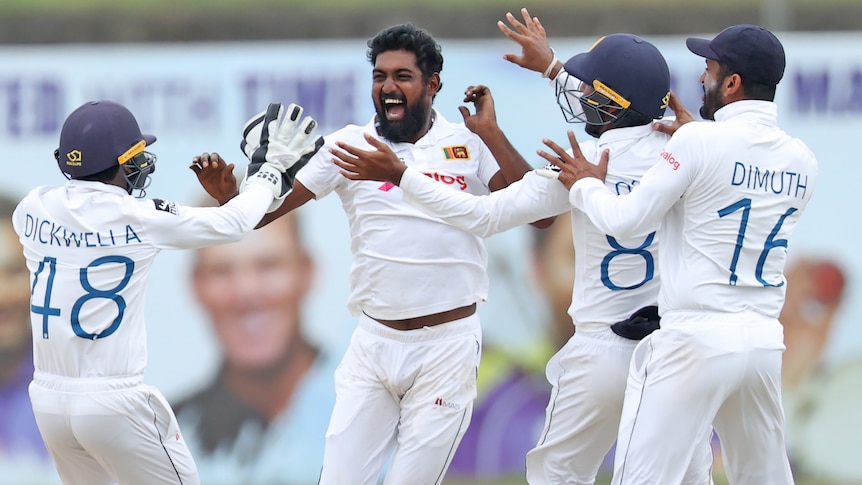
left=383, top=97, right=406, bottom=121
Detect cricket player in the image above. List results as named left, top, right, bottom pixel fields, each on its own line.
left=541, top=24, right=816, bottom=484
left=332, top=12, right=716, bottom=483
left=13, top=99, right=321, bottom=484
left=192, top=23, right=542, bottom=485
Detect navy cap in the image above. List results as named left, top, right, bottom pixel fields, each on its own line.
left=57, top=100, right=156, bottom=178
left=564, top=33, right=670, bottom=119
left=686, top=24, right=785, bottom=86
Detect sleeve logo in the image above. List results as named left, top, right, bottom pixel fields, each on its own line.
left=152, top=199, right=178, bottom=215
left=442, top=145, right=470, bottom=160
left=661, top=150, right=680, bottom=170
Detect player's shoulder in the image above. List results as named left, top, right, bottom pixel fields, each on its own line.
left=782, top=131, right=816, bottom=157
left=784, top=135, right=819, bottom=172
left=14, top=185, right=55, bottom=211
left=668, top=120, right=714, bottom=146
left=677, top=119, right=712, bottom=135
left=24, top=184, right=56, bottom=198
left=437, top=119, right=482, bottom=143
left=576, top=137, right=601, bottom=162
left=323, top=123, right=371, bottom=145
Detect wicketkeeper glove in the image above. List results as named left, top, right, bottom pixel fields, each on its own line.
left=240, top=102, right=325, bottom=212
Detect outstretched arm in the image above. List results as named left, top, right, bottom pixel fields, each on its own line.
left=191, top=102, right=322, bottom=227
left=498, top=7, right=562, bottom=79
left=332, top=134, right=569, bottom=237
left=540, top=130, right=686, bottom=239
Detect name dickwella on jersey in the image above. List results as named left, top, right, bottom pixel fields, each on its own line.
left=22, top=213, right=143, bottom=248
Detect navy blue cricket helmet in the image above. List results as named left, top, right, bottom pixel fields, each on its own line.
left=562, top=34, right=671, bottom=126
left=56, top=100, right=157, bottom=197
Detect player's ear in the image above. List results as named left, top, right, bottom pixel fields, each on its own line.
left=428, top=72, right=441, bottom=96
left=725, top=72, right=743, bottom=96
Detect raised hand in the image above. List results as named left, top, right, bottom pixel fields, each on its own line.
left=536, top=130, right=609, bottom=189
left=459, top=85, right=499, bottom=138
left=190, top=152, right=238, bottom=205
left=498, top=7, right=560, bottom=78
left=240, top=102, right=324, bottom=211
left=331, top=133, right=406, bottom=185
left=653, top=91, right=696, bottom=136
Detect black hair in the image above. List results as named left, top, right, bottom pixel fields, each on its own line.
left=367, top=23, right=444, bottom=93
left=718, top=63, right=777, bottom=101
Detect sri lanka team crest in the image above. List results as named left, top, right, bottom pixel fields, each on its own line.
left=442, top=145, right=470, bottom=160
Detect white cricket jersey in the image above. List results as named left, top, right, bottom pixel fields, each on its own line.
left=12, top=180, right=273, bottom=378
left=570, top=101, right=818, bottom=319
left=296, top=110, right=499, bottom=320
left=398, top=123, right=671, bottom=326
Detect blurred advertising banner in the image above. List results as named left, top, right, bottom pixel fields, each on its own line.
left=0, top=32, right=858, bottom=484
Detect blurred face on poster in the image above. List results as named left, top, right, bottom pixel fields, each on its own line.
left=532, top=215, right=576, bottom=349
left=0, top=217, right=30, bottom=367
left=780, top=256, right=846, bottom=390
left=192, top=215, right=314, bottom=371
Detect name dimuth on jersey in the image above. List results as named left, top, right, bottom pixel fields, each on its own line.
left=22, top=214, right=142, bottom=248
left=731, top=162, right=811, bottom=200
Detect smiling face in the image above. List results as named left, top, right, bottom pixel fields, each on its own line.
left=192, top=215, right=313, bottom=371
left=372, top=49, right=439, bottom=143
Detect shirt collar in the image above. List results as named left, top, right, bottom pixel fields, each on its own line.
left=596, top=122, right=655, bottom=147
left=66, top=179, right=131, bottom=196
left=714, top=100, right=778, bottom=126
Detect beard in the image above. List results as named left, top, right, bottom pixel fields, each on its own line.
left=699, top=79, right=725, bottom=121
left=376, top=87, right=431, bottom=143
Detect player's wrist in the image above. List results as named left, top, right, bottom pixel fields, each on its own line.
left=541, top=48, right=560, bottom=79
left=243, top=163, right=282, bottom=199
left=391, top=165, right=407, bottom=186
left=547, top=62, right=564, bottom=81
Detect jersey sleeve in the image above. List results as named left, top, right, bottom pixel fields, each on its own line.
left=473, top=137, right=503, bottom=187
left=400, top=168, right=571, bottom=237
left=568, top=126, right=699, bottom=238
left=294, top=135, right=345, bottom=199
left=138, top=185, right=273, bottom=249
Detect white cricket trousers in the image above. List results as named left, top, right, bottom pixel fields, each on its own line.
left=29, top=371, right=199, bottom=485
left=526, top=324, right=714, bottom=485
left=612, top=311, right=794, bottom=485
left=318, top=312, right=481, bottom=485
